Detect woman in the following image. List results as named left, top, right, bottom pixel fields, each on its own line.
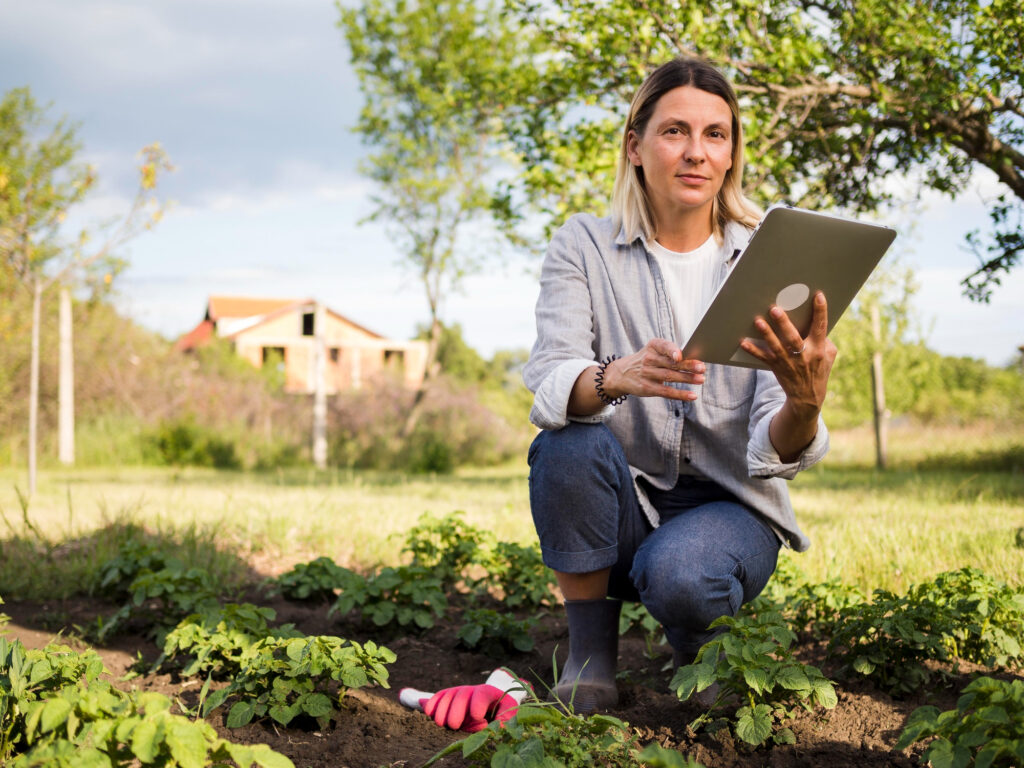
left=523, top=57, right=837, bottom=713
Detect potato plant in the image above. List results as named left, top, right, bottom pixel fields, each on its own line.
left=203, top=635, right=396, bottom=729
left=425, top=704, right=688, bottom=768
left=896, top=676, right=1024, bottom=767
left=157, top=603, right=302, bottom=677
left=331, top=564, right=447, bottom=630
left=269, top=556, right=360, bottom=602
left=619, top=602, right=667, bottom=660
left=671, top=612, right=837, bottom=747
left=457, top=608, right=536, bottom=656
left=477, top=541, right=558, bottom=610
left=0, top=637, right=292, bottom=767
left=399, top=510, right=492, bottom=589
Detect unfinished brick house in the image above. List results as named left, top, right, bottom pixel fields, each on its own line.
left=175, top=295, right=428, bottom=394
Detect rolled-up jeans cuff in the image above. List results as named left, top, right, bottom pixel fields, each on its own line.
left=539, top=543, right=619, bottom=574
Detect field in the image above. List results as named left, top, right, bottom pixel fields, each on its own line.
left=2, top=422, right=1023, bottom=767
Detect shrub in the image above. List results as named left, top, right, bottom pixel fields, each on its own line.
left=147, top=419, right=241, bottom=469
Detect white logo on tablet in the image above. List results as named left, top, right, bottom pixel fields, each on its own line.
left=776, top=283, right=810, bottom=311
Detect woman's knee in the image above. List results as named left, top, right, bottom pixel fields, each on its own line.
left=634, top=557, right=741, bottom=631
left=528, top=423, right=629, bottom=497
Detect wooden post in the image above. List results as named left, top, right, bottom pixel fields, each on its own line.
left=28, top=280, right=42, bottom=495
left=870, top=303, right=888, bottom=470
left=312, top=303, right=328, bottom=470
left=59, top=287, right=75, bottom=465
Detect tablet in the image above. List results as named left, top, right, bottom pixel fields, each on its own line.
left=680, top=206, right=897, bottom=369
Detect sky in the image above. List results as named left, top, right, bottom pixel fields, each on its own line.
left=1, top=0, right=1021, bottom=365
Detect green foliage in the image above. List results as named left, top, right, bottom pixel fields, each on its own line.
left=157, top=603, right=302, bottom=678
left=425, top=704, right=647, bottom=767
left=896, top=677, right=1024, bottom=768
left=908, top=568, right=1024, bottom=668
left=147, top=419, right=242, bottom=470
left=499, top=0, right=1024, bottom=295
left=0, top=637, right=106, bottom=759
left=618, top=603, right=667, bottom=659
left=339, top=0, right=539, bottom=386
left=745, top=568, right=866, bottom=641
left=270, top=556, right=358, bottom=602
left=828, top=569, right=1024, bottom=695
left=328, top=373, right=529, bottom=471
left=1, top=638, right=291, bottom=768
left=457, top=608, right=536, bottom=656
left=827, top=587, right=957, bottom=696
left=331, top=565, right=448, bottom=630
left=95, top=561, right=221, bottom=642
left=671, top=613, right=837, bottom=747
left=0, top=648, right=292, bottom=768
left=478, top=541, right=558, bottom=610
left=91, top=539, right=172, bottom=600
left=400, top=510, right=492, bottom=589
left=202, top=635, right=395, bottom=729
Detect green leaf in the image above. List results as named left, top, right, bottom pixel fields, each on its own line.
left=743, top=667, right=768, bottom=695
left=165, top=718, right=209, bottom=768
left=131, top=718, right=159, bottom=763
left=39, top=697, right=72, bottom=734
left=461, top=728, right=492, bottom=756
left=735, top=704, right=773, bottom=746
left=301, top=693, right=332, bottom=719
left=227, top=700, right=257, bottom=728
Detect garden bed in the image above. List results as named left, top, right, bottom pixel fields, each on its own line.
left=6, top=592, right=1012, bottom=768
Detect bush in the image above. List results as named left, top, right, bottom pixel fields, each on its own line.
left=328, top=373, right=530, bottom=472
left=147, top=419, right=241, bottom=469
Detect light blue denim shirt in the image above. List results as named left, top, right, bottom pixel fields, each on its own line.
left=523, top=213, right=829, bottom=551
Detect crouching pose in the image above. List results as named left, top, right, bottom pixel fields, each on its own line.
left=523, top=57, right=836, bottom=712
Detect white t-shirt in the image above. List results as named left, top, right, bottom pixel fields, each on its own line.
left=646, top=235, right=723, bottom=348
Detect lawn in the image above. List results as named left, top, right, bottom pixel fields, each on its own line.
left=1, top=422, right=1021, bottom=599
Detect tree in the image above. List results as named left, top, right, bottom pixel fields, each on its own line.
left=499, top=0, right=1024, bottom=298
left=337, top=0, right=539, bottom=436
left=0, top=87, right=171, bottom=495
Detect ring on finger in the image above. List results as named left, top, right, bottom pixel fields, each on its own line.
left=789, top=342, right=806, bottom=356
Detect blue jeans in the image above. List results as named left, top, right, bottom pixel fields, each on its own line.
left=527, top=422, right=780, bottom=659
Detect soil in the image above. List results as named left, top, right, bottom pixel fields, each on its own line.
left=5, top=594, right=1018, bottom=768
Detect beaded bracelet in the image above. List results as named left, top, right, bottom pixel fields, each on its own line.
left=594, top=355, right=627, bottom=406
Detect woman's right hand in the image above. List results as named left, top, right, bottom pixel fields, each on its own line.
left=568, top=339, right=705, bottom=416
left=605, top=339, right=705, bottom=400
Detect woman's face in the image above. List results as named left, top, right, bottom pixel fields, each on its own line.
left=626, top=85, right=734, bottom=233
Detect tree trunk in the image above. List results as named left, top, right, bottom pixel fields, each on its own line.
left=59, top=286, right=75, bottom=465
left=28, top=280, right=42, bottom=495
left=400, top=316, right=442, bottom=439
left=870, top=304, right=888, bottom=470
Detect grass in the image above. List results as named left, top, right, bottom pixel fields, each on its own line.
left=1, top=422, right=1021, bottom=601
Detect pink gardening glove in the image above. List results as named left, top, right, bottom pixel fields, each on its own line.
left=398, top=668, right=530, bottom=732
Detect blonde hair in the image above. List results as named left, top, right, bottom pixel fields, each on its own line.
left=611, top=57, right=761, bottom=243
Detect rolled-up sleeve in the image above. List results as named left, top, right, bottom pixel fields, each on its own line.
left=529, top=359, right=614, bottom=429
left=745, top=370, right=830, bottom=480
left=524, top=217, right=611, bottom=430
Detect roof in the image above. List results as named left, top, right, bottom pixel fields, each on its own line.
left=175, top=295, right=389, bottom=352
left=206, top=295, right=308, bottom=321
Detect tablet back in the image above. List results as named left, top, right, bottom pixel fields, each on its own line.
left=681, top=207, right=897, bottom=369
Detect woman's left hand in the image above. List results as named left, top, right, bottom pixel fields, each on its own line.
left=740, top=290, right=838, bottom=421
